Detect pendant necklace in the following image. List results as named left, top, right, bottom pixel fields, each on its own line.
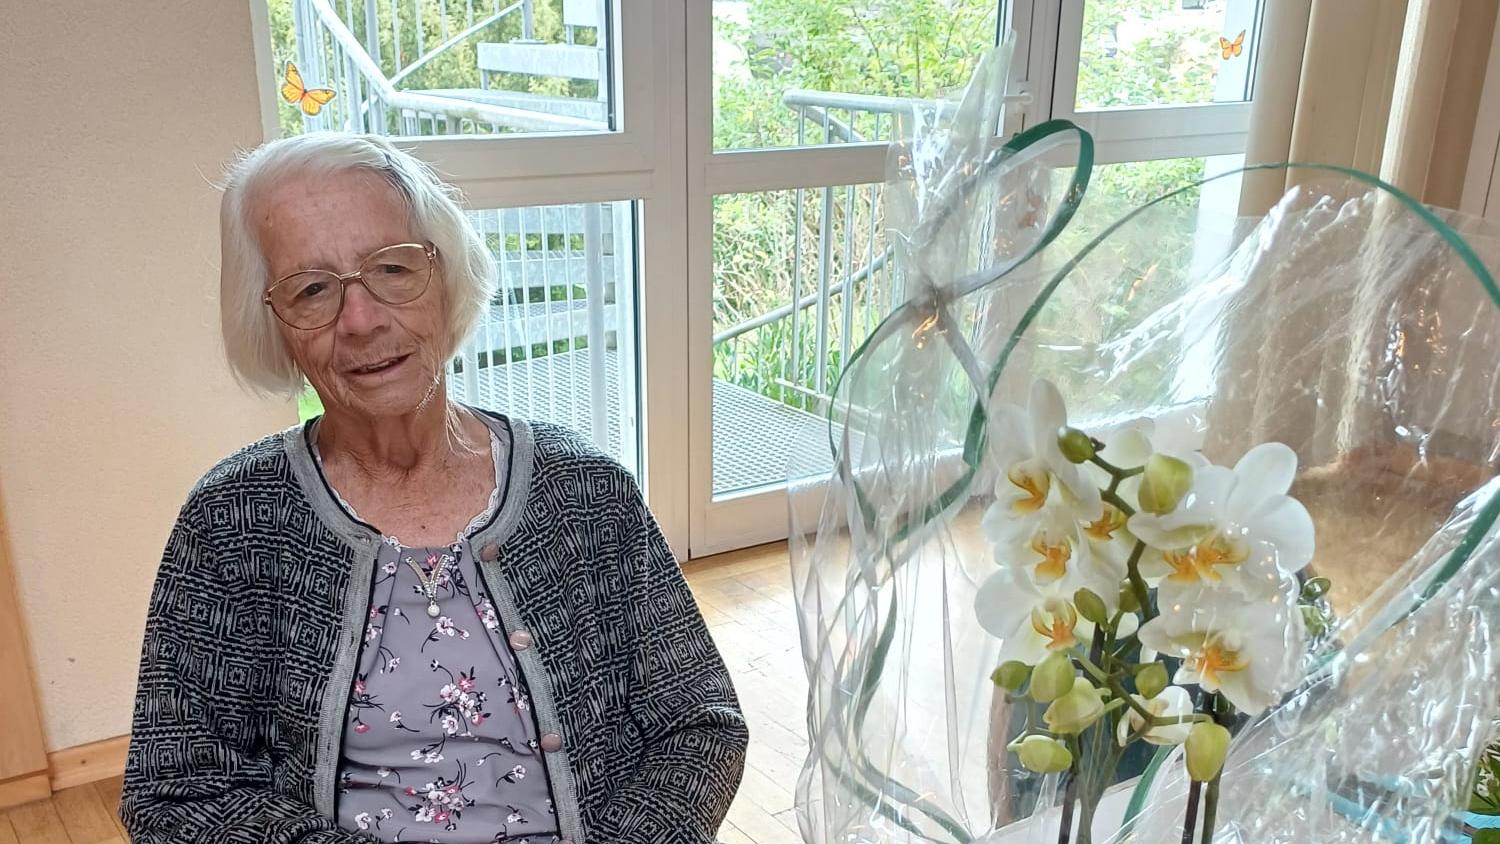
left=405, top=552, right=452, bottom=618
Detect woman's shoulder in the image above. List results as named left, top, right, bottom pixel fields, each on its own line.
left=508, top=416, right=639, bottom=494
left=526, top=419, right=613, bottom=464
left=183, top=425, right=304, bottom=510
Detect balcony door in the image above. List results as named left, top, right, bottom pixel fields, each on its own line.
left=685, top=2, right=1007, bottom=556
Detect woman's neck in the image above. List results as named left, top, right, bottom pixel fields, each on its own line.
left=318, top=400, right=482, bottom=477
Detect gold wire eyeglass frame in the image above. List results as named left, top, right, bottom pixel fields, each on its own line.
left=262, top=242, right=439, bottom=330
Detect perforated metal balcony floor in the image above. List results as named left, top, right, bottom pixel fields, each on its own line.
left=447, top=348, right=837, bottom=495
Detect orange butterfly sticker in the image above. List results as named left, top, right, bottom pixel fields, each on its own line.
left=280, top=61, right=337, bottom=116
left=1220, top=30, right=1246, bottom=60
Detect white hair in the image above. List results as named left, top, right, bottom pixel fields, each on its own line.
left=219, top=132, right=495, bottom=396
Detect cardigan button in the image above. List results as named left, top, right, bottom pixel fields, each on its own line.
left=539, top=733, right=563, bottom=753
left=479, top=543, right=499, bottom=562
left=508, top=630, right=533, bottom=651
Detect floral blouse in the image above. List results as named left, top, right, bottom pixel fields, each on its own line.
left=314, top=422, right=561, bottom=843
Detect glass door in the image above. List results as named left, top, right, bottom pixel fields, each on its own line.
left=687, top=1, right=1007, bottom=556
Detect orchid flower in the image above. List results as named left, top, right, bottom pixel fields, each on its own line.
left=984, top=379, right=1104, bottom=539
left=1138, top=586, right=1305, bottom=715
left=975, top=563, right=1135, bottom=665
left=986, top=501, right=1122, bottom=602
left=1115, top=685, right=1194, bottom=747
left=975, top=566, right=1086, bottom=666
left=1129, top=442, right=1314, bottom=600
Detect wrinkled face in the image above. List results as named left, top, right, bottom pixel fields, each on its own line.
left=256, top=168, right=447, bottom=419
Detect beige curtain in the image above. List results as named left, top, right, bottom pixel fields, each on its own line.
left=1206, top=0, right=1500, bottom=464
left=1200, top=2, right=1500, bottom=602
left=1241, top=0, right=1497, bottom=213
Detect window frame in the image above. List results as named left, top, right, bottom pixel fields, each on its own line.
left=1011, top=0, right=1264, bottom=164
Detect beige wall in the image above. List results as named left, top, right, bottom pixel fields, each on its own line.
left=0, top=2, right=291, bottom=751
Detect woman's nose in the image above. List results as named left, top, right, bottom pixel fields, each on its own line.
left=336, top=279, right=391, bottom=334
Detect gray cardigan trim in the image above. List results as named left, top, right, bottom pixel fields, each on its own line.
left=282, top=413, right=584, bottom=840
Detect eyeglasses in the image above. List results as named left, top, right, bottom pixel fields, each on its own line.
left=263, top=242, right=438, bottom=330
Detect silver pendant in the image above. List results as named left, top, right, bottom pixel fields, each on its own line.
left=427, top=601, right=441, bottom=618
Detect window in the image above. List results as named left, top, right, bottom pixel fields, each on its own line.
left=267, top=0, right=615, bottom=139
left=259, top=1, right=658, bottom=489
left=712, top=1, right=1001, bottom=150
left=1014, top=0, right=1261, bottom=162
left=259, top=0, right=1285, bottom=557
left=1002, top=1, right=1261, bottom=427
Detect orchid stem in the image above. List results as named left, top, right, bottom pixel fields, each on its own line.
left=1057, top=744, right=1079, bottom=844
left=1181, top=779, right=1202, bottom=844
left=1088, top=454, right=1143, bottom=481
left=1124, top=541, right=1155, bottom=621
left=1100, top=489, right=1136, bottom=517
left=1200, top=694, right=1226, bottom=844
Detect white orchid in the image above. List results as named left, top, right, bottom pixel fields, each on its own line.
left=987, top=501, right=1124, bottom=606
left=975, top=566, right=1086, bottom=666
left=1078, top=425, right=1153, bottom=568
left=984, top=379, right=1104, bottom=537
left=1128, top=442, right=1314, bottom=600
left=1115, top=685, right=1194, bottom=747
left=975, top=563, right=1136, bottom=665
left=1137, top=587, right=1305, bottom=715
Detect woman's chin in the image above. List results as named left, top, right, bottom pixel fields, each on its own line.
left=324, top=370, right=441, bottom=418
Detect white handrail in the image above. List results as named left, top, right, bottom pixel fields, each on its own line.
left=389, top=0, right=525, bottom=87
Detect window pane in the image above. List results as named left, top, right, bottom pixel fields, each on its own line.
left=455, top=201, right=641, bottom=477
left=1075, top=0, right=1257, bottom=111
left=712, top=184, right=893, bottom=495
left=1037, top=154, right=1244, bottom=420
left=713, top=1, right=1000, bottom=150
left=266, top=0, right=613, bottom=139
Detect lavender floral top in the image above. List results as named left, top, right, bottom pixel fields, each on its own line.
left=314, top=421, right=560, bottom=843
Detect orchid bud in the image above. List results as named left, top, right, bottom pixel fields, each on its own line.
left=1300, top=576, right=1332, bottom=601
left=1043, top=677, right=1106, bottom=735
left=1029, top=651, right=1074, bottom=703
left=1186, top=722, right=1231, bottom=782
left=1138, top=454, right=1193, bottom=515
left=1013, top=735, right=1073, bottom=774
left=1057, top=428, right=1096, bottom=464
left=1118, top=583, right=1141, bottom=614
left=1300, top=604, right=1331, bottom=640
left=1073, top=588, right=1108, bottom=626
left=992, top=661, right=1031, bottom=692
left=1136, top=663, right=1169, bottom=701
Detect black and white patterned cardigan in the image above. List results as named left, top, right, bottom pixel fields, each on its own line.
left=122, top=412, right=748, bottom=843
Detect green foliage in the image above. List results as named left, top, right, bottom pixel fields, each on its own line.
left=1475, top=739, right=1500, bottom=815
left=713, top=0, right=998, bottom=149
left=298, top=384, right=324, bottom=422
left=711, top=0, right=1229, bottom=417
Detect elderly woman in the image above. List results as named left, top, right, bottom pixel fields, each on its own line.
left=122, top=133, right=747, bottom=843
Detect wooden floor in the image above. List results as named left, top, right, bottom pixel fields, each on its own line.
left=683, top=542, right=809, bottom=844
left=0, top=777, right=127, bottom=843
left=0, top=542, right=806, bottom=844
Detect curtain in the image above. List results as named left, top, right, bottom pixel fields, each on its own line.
left=1214, top=0, right=1499, bottom=462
